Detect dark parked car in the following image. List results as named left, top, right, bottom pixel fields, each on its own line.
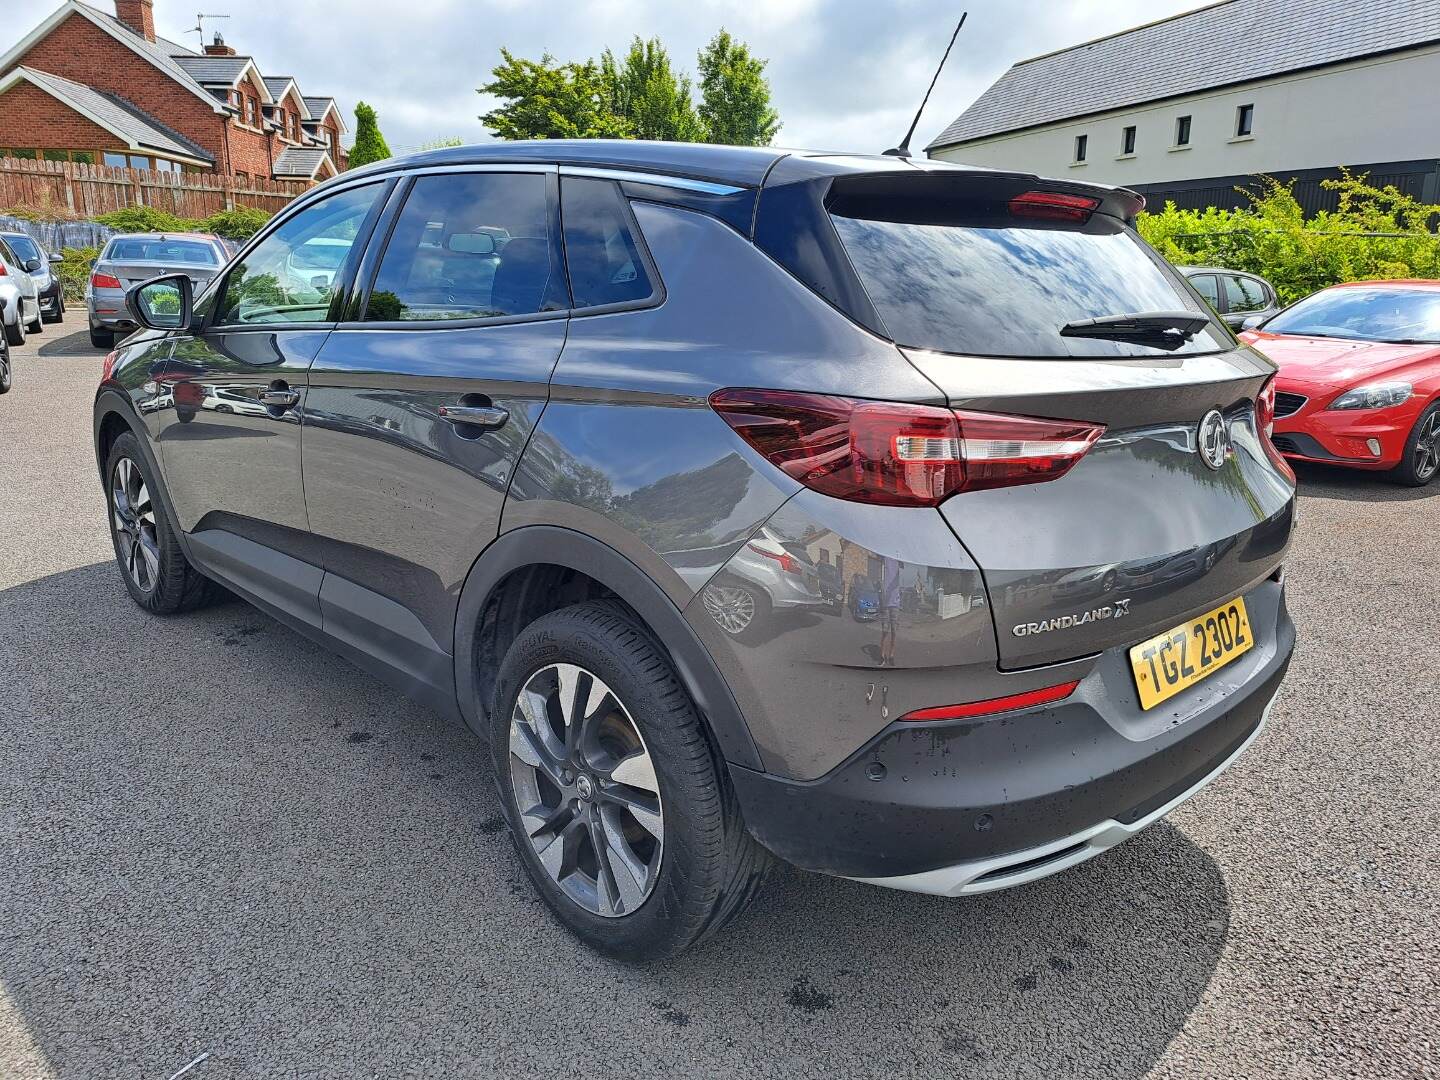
left=1180, top=266, right=1281, bottom=329
left=0, top=231, right=65, bottom=324
left=92, top=141, right=1296, bottom=959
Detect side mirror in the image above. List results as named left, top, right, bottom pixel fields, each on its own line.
left=127, top=273, right=193, bottom=332
left=22, top=258, right=41, bottom=273
left=1240, top=314, right=1266, bottom=331
left=49, top=252, right=64, bottom=263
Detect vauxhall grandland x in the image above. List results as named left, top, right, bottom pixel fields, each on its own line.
left=93, top=142, right=1296, bottom=959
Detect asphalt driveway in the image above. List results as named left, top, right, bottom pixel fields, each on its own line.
left=1, top=316, right=1436, bottom=1079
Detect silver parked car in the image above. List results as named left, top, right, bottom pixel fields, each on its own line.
left=1180, top=266, right=1281, bottom=330
left=0, top=235, right=43, bottom=347
left=87, top=232, right=227, bottom=348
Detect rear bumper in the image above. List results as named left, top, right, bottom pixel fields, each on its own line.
left=728, top=578, right=1294, bottom=881
left=88, top=290, right=133, bottom=330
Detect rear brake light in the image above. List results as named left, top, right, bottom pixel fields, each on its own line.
left=1008, top=191, right=1100, bottom=222
left=710, top=389, right=1104, bottom=507
left=1255, top=375, right=1296, bottom=483
left=0, top=262, right=6, bottom=276
left=901, top=681, right=1080, bottom=721
left=747, top=542, right=802, bottom=575
left=91, top=272, right=123, bottom=290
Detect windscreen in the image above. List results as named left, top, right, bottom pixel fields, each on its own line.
left=5, top=235, right=40, bottom=262
left=828, top=186, right=1229, bottom=358
left=1263, top=286, right=1440, bottom=344
left=106, top=238, right=218, bottom=266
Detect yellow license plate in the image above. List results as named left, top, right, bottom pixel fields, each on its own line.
left=1129, top=596, right=1253, bottom=710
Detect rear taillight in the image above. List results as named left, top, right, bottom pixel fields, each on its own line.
left=710, top=389, right=1104, bottom=507
left=1008, top=191, right=1100, bottom=222
left=1255, top=375, right=1296, bottom=483
left=0, top=262, right=7, bottom=276
left=747, top=542, right=803, bottom=575
left=91, top=272, right=123, bottom=290
left=901, top=680, right=1080, bottom=722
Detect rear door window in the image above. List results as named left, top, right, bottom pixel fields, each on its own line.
left=560, top=177, right=655, bottom=310
left=365, top=172, right=566, bottom=322
left=1190, top=274, right=1220, bottom=309
left=828, top=190, right=1228, bottom=358
left=1223, top=274, right=1268, bottom=312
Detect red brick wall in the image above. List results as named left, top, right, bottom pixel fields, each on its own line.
left=0, top=82, right=119, bottom=154
left=229, top=120, right=272, bottom=178
left=6, top=12, right=227, bottom=169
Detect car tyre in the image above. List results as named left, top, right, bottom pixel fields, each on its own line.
left=490, top=600, right=770, bottom=960
left=4, top=316, right=23, bottom=347
left=105, top=431, right=221, bottom=613
left=1389, top=401, right=1440, bottom=487
left=89, top=325, right=114, bottom=349
left=42, top=296, right=63, bottom=324
left=0, top=341, right=11, bottom=394
left=27, top=305, right=42, bottom=333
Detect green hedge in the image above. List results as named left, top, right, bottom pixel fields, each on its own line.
left=1136, top=171, right=1440, bottom=304
left=93, top=204, right=272, bottom=241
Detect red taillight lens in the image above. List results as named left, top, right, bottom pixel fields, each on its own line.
left=1008, top=191, right=1100, bottom=222
left=747, top=542, right=803, bottom=575
left=710, top=389, right=1103, bottom=507
left=91, top=272, right=123, bottom=290
left=901, top=681, right=1080, bottom=722
left=1255, top=375, right=1296, bottom=484
left=0, top=262, right=7, bottom=276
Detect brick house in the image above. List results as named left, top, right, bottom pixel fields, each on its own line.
left=0, top=0, right=347, bottom=184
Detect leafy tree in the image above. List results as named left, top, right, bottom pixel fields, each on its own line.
left=1136, top=170, right=1440, bottom=304
left=600, top=37, right=703, bottom=142
left=349, top=102, right=392, bottom=168
left=480, top=49, right=631, bottom=140
left=697, top=30, right=780, bottom=146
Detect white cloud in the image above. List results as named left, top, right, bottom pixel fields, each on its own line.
left=4, top=0, right=1211, bottom=153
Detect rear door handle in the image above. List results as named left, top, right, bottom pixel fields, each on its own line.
left=438, top=404, right=509, bottom=430
left=260, top=388, right=301, bottom=409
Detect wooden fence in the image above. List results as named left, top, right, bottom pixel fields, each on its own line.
left=0, top=156, right=308, bottom=219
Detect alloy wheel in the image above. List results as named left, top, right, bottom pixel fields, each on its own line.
left=508, top=663, right=663, bottom=918
left=702, top=583, right=756, bottom=635
left=110, top=456, right=160, bottom=592
left=1413, top=411, right=1440, bottom=481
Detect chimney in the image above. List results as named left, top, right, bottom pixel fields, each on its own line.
left=114, top=0, right=156, bottom=42
left=204, top=31, right=236, bottom=56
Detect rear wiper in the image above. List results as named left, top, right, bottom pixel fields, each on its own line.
left=1060, top=311, right=1212, bottom=352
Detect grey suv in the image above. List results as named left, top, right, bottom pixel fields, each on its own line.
left=92, top=142, right=1297, bottom=959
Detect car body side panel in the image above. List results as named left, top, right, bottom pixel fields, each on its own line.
left=684, top=488, right=1012, bottom=780
left=503, top=200, right=946, bottom=609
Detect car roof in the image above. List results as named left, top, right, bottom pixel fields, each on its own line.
left=105, top=232, right=222, bottom=245
left=1177, top=265, right=1268, bottom=278
left=340, top=138, right=1130, bottom=194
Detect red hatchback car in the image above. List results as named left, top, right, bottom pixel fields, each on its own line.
left=1240, top=280, right=1440, bottom=485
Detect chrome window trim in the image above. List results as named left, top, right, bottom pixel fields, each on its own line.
left=559, top=165, right=745, bottom=196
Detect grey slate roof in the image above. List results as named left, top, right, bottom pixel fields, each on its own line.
left=13, top=66, right=214, bottom=163
left=303, top=96, right=340, bottom=125
left=272, top=146, right=332, bottom=178
left=263, top=76, right=310, bottom=115
left=172, top=54, right=254, bottom=87
left=927, top=0, right=1440, bottom=150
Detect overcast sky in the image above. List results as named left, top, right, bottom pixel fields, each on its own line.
left=5, top=0, right=1209, bottom=153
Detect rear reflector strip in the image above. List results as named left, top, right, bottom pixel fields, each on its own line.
left=900, top=681, right=1080, bottom=722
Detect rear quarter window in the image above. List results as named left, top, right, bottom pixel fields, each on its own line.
left=560, top=177, right=656, bottom=310
left=829, top=194, right=1230, bottom=358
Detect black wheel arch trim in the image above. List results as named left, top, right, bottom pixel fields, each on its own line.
left=92, top=387, right=197, bottom=566
left=453, top=525, right=763, bottom=771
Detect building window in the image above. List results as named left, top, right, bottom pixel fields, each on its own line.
left=1175, top=115, right=1191, bottom=146
left=103, top=151, right=127, bottom=167
left=1073, top=134, right=1087, bottom=163
left=1121, top=126, right=1136, bottom=155
left=229, top=89, right=239, bottom=109
left=245, top=97, right=257, bottom=126
left=11, top=148, right=38, bottom=160
left=154, top=158, right=177, bottom=172
left=72, top=151, right=95, bottom=164
left=42, top=149, right=69, bottom=162
left=1236, top=104, right=1254, bottom=137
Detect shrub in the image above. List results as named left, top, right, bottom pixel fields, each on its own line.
left=94, top=206, right=189, bottom=233
left=349, top=102, right=391, bottom=168
left=199, top=206, right=271, bottom=241
left=1136, top=171, right=1440, bottom=304
left=56, top=245, right=99, bottom=303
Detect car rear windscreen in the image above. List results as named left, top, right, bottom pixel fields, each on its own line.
left=106, top=238, right=218, bottom=266
left=828, top=191, right=1229, bottom=359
